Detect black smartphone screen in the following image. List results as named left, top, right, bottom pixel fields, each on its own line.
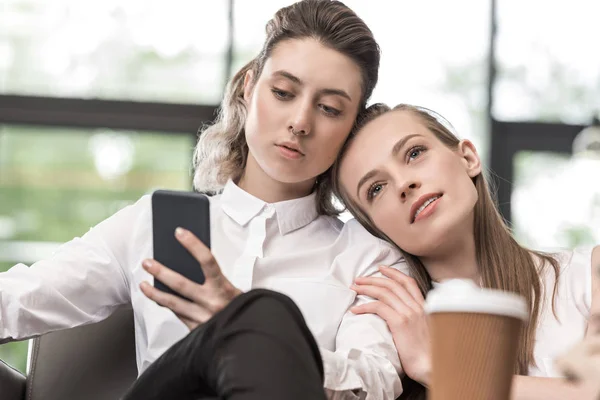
left=151, top=190, right=211, bottom=299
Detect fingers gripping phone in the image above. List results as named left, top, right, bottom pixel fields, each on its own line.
left=151, top=190, right=211, bottom=299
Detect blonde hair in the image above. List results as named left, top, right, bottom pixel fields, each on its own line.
left=193, top=0, right=380, bottom=215
left=331, top=103, right=561, bottom=374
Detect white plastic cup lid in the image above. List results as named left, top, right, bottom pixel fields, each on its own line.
left=424, top=279, right=529, bottom=321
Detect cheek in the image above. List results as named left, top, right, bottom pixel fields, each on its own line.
left=245, top=89, right=281, bottom=142
left=320, top=140, right=345, bottom=166
left=310, top=128, right=349, bottom=169
left=451, top=167, right=479, bottom=204
left=464, top=179, right=480, bottom=209
left=370, top=198, right=403, bottom=240
left=312, top=123, right=352, bottom=165
left=254, top=91, right=273, bottom=123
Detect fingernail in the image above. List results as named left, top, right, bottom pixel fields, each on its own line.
left=350, top=306, right=358, bottom=314
left=379, top=266, right=388, bottom=271
left=142, top=259, right=153, bottom=270
left=140, top=282, right=154, bottom=298
left=175, top=227, right=187, bottom=238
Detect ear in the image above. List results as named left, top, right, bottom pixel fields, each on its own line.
left=242, top=69, right=255, bottom=102
left=457, top=140, right=481, bottom=178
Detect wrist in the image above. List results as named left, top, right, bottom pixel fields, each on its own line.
left=406, top=360, right=431, bottom=388
left=415, top=370, right=430, bottom=388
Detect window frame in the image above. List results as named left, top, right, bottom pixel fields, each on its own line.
left=0, top=0, right=589, bottom=227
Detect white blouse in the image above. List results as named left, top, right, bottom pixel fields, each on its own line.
left=530, top=247, right=595, bottom=377
left=0, top=180, right=406, bottom=400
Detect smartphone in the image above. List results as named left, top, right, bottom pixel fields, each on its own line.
left=151, top=189, right=211, bottom=299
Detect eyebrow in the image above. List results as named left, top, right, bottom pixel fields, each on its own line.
left=272, top=70, right=352, bottom=102
left=355, top=134, right=422, bottom=199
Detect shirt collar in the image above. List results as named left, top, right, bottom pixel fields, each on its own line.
left=220, top=179, right=319, bottom=235
left=272, top=192, right=319, bottom=235
left=220, top=179, right=266, bottom=227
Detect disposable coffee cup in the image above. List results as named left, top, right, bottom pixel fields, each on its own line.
left=424, top=279, right=528, bottom=400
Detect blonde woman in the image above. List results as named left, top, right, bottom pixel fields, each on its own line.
left=0, top=2, right=408, bottom=399
left=332, top=103, right=600, bottom=399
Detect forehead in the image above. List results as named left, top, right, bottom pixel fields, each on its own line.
left=350, top=110, right=429, bottom=154
left=340, top=111, right=431, bottom=191
left=261, top=38, right=362, bottom=98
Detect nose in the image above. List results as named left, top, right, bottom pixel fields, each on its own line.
left=288, top=102, right=312, bottom=136
left=397, top=178, right=420, bottom=202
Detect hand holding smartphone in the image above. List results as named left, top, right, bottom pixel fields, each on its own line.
left=151, top=190, right=211, bottom=299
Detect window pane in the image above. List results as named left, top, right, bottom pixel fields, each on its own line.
left=0, top=125, right=194, bottom=372
left=495, top=0, right=600, bottom=123
left=512, top=151, right=600, bottom=248
left=0, top=0, right=229, bottom=104
left=233, top=0, right=491, bottom=157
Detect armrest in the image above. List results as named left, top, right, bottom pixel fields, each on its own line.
left=0, top=358, right=26, bottom=400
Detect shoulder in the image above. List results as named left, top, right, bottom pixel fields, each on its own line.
left=557, top=246, right=597, bottom=275
left=90, top=194, right=151, bottom=233
left=82, top=194, right=152, bottom=251
left=321, top=214, right=345, bottom=233
left=132, top=193, right=152, bottom=215
left=535, top=247, right=594, bottom=275
left=331, top=218, right=407, bottom=281
left=544, top=246, right=599, bottom=312
left=299, top=214, right=345, bottom=241
left=339, top=219, right=403, bottom=260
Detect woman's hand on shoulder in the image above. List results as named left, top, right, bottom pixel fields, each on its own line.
left=351, top=266, right=431, bottom=386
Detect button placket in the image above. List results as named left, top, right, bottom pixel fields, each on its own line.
left=231, top=205, right=275, bottom=291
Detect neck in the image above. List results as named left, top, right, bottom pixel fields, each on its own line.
left=237, top=153, right=315, bottom=203
left=420, top=216, right=480, bottom=285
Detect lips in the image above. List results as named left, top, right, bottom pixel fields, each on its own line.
left=279, top=144, right=303, bottom=155
left=410, top=193, right=443, bottom=223
left=276, top=141, right=304, bottom=156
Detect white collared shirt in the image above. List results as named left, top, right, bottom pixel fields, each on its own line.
left=530, top=247, right=594, bottom=377
left=0, top=180, right=406, bottom=399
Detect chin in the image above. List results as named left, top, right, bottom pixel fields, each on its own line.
left=398, top=225, right=453, bottom=257
left=268, top=158, right=325, bottom=184
left=264, top=165, right=315, bottom=185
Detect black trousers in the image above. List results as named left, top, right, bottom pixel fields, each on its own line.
left=122, top=289, right=327, bottom=400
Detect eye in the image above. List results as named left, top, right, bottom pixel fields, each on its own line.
left=366, top=182, right=384, bottom=201
left=319, top=104, right=341, bottom=117
left=406, top=145, right=426, bottom=162
left=271, top=88, right=293, bottom=100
